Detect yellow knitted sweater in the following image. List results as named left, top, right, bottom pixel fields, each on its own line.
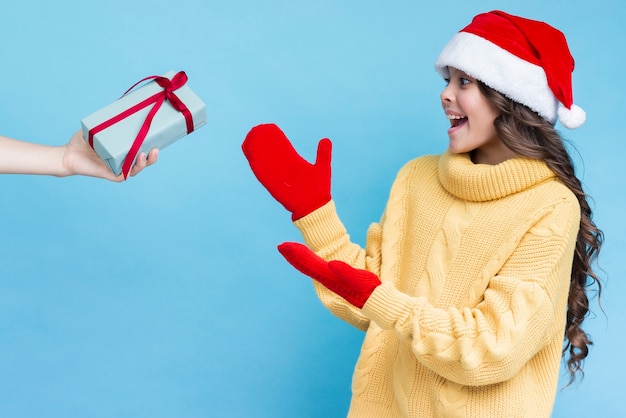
left=294, top=150, right=580, bottom=418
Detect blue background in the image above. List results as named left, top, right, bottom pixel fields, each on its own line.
left=1, top=1, right=623, bottom=417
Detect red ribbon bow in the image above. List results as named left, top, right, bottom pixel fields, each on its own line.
left=88, top=71, right=195, bottom=179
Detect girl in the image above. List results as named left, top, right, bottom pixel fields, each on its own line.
left=242, top=10, right=602, bottom=418
left=0, top=130, right=158, bottom=180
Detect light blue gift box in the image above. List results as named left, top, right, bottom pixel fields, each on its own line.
left=81, top=71, right=206, bottom=176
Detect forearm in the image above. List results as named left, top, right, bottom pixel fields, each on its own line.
left=294, top=200, right=365, bottom=264
left=294, top=201, right=385, bottom=330
left=362, top=281, right=556, bottom=386
left=0, top=135, right=67, bottom=176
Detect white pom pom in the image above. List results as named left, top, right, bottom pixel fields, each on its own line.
left=558, top=103, right=586, bottom=129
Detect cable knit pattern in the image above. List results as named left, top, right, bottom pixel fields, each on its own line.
left=294, top=150, right=580, bottom=418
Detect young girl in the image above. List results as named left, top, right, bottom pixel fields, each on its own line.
left=0, top=130, right=158, bottom=180
left=242, top=10, right=602, bottom=418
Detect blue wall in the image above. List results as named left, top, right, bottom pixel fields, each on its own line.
left=1, top=1, right=623, bottom=416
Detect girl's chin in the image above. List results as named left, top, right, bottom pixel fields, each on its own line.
left=447, top=139, right=471, bottom=155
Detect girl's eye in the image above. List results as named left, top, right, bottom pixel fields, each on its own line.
left=443, top=78, right=450, bottom=86
left=460, top=78, right=470, bottom=86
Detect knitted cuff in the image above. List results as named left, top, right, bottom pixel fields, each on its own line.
left=361, top=282, right=424, bottom=330
left=293, top=200, right=348, bottom=252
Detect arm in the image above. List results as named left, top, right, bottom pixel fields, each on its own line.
left=282, top=198, right=580, bottom=385
left=294, top=201, right=385, bottom=330
left=364, top=199, right=579, bottom=385
left=242, top=124, right=380, bottom=329
left=0, top=130, right=158, bottom=181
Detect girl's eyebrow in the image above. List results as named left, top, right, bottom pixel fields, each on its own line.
left=449, top=68, right=469, bottom=78
left=456, top=70, right=476, bottom=82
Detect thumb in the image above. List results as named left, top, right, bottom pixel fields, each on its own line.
left=315, top=138, right=332, bottom=169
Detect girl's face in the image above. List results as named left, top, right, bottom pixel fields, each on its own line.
left=440, top=67, right=516, bottom=165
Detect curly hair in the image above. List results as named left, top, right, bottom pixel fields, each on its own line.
left=477, top=82, right=604, bottom=385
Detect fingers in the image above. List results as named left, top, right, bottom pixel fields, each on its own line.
left=242, top=123, right=333, bottom=171
left=127, top=148, right=159, bottom=178
left=146, top=148, right=159, bottom=166
left=328, top=261, right=381, bottom=286
left=242, top=123, right=289, bottom=159
left=128, top=152, right=147, bottom=177
left=277, top=242, right=334, bottom=281
left=277, top=242, right=315, bottom=269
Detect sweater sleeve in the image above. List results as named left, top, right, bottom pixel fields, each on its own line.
left=294, top=200, right=383, bottom=331
left=361, top=197, right=580, bottom=386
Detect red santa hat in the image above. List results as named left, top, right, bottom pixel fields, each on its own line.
left=435, top=10, right=585, bottom=129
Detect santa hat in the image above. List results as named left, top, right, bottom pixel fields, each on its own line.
left=435, top=10, right=585, bottom=129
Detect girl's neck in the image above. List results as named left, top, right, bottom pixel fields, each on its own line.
left=470, top=144, right=519, bottom=165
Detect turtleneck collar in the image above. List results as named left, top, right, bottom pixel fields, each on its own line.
left=438, top=150, right=556, bottom=202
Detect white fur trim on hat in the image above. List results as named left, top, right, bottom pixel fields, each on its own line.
left=435, top=31, right=561, bottom=125
left=558, top=103, right=586, bottom=129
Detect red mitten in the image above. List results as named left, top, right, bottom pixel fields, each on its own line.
left=242, top=123, right=332, bottom=221
left=277, top=242, right=381, bottom=309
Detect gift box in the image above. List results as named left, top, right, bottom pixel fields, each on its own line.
left=81, top=70, right=206, bottom=178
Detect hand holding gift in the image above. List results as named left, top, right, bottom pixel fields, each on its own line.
left=62, top=130, right=159, bottom=181
left=0, top=130, right=157, bottom=181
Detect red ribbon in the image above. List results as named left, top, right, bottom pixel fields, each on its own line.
left=88, top=71, right=195, bottom=179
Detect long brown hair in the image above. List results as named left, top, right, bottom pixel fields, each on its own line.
left=478, top=82, right=604, bottom=384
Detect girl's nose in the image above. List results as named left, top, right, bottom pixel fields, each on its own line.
left=440, top=83, right=453, bottom=106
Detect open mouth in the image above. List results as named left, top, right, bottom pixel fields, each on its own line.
left=448, top=114, right=468, bottom=128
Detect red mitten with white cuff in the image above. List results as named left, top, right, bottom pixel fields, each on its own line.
left=277, top=242, right=381, bottom=309
left=242, top=123, right=332, bottom=221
